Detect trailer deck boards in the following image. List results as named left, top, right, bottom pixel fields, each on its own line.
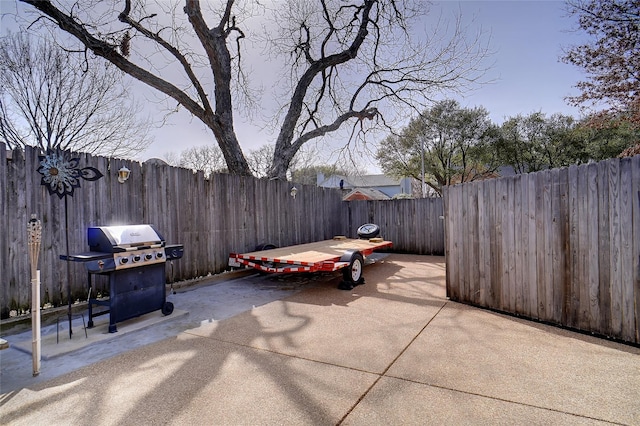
left=229, top=238, right=392, bottom=274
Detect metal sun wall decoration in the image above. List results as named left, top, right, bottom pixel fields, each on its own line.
left=37, top=150, right=103, bottom=198
left=36, top=149, right=104, bottom=338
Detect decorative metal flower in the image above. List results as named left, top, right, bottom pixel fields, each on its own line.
left=37, top=150, right=103, bottom=198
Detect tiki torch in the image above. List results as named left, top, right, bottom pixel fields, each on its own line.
left=28, top=214, right=42, bottom=376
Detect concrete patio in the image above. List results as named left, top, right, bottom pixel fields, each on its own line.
left=1, top=254, right=639, bottom=425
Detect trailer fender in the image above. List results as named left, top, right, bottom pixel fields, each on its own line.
left=338, top=250, right=365, bottom=290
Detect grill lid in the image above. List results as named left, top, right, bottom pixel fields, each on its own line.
left=88, top=225, right=165, bottom=252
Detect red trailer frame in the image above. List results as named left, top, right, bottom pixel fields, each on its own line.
left=229, top=237, right=392, bottom=287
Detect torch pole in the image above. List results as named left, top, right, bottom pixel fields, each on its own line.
left=64, top=196, right=73, bottom=338
left=28, top=215, right=42, bottom=376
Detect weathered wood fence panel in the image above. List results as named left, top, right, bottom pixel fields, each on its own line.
left=342, top=198, right=444, bottom=255
left=444, top=156, right=640, bottom=345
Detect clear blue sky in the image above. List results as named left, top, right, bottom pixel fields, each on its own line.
left=443, top=0, right=587, bottom=124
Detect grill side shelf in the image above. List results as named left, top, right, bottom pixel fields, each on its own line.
left=60, top=252, right=112, bottom=262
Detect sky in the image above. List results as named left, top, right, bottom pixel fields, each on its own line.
left=444, top=1, right=586, bottom=122
left=140, top=0, right=590, bottom=171
left=1, top=1, right=590, bottom=173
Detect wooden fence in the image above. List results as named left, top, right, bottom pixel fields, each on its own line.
left=343, top=198, right=444, bottom=255
left=443, top=156, right=640, bottom=345
left=1, top=144, right=444, bottom=318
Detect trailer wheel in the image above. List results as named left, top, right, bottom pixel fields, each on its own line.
left=339, top=252, right=365, bottom=290
left=162, top=301, right=174, bottom=316
left=357, top=223, right=380, bottom=239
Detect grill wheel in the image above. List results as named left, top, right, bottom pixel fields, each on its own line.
left=161, top=301, right=174, bottom=316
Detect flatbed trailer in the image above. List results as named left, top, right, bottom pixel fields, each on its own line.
left=229, top=237, right=392, bottom=289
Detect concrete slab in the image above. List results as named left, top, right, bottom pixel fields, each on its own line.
left=1, top=334, right=379, bottom=426
left=0, top=270, right=318, bottom=394
left=385, top=302, right=640, bottom=425
left=343, top=376, right=612, bottom=425
left=11, top=309, right=188, bottom=359
left=1, top=254, right=638, bottom=425
left=184, top=255, right=446, bottom=373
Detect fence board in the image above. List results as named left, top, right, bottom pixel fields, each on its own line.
left=462, top=183, right=471, bottom=303
left=633, top=155, right=640, bottom=343
left=577, top=164, right=591, bottom=330
left=486, top=178, right=498, bottom=309
left=477, top=181, right=489, bottom=306
left=586, top=163, right=600, bottom=332
left=444, top=187, right=458, bottom=300
left=514, top=175, right=524, bottom=314
left=619, top=158, right=634, bottom=342
left=543, top=171, right=555, bottom=322
left=533, top=171, right=546, bottom=320
left=525, top=173, right=538, bottom=318
left=556, top=167, right=570, bottom=325
left=567, top=165, right=580, bottom=328
left=608, top=159, right=623, bottom=336
left=0, top=147, right=7, bottom=313
left=550, top=169, right=564, bottom=324
left=508, top=177, right=518, bottom=313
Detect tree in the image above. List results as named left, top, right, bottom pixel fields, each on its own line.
left=17, top=0, right=490, bottom=178
left=0, top=32, right=151, bottom=157
left=496, top=112, right=586, bottom=173
left=496, top=111, right=639, bottom=171
left=292, top=163, right=369, bottom=186
left=247, top=145, right=275, bottom=179
left=562, top=0, right=640, bottom=125
left=376, top=100, right=499, bottom=196
left=164, top=145, right=228, bottom=177
left=569, top=114, right=640, bottom=160
left=166, top=142, right=319, bottom=179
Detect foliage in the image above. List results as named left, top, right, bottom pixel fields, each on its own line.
left=376, top=100, right=499, bottom=196
left=495, top=111, right=638, bottom=173
left=0, top=32, right=151, bottom=157
left=496, top=112, right=586, bottom=173
left=17, top=0, right=490, bottom=178
left=562, top=0, right=640, bottom=125
left=618, top=142, right=640, bottom=157
left=570, top=114, right=640, bottom=160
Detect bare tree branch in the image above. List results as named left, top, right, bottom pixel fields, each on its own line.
left=16, top=0, right=490, bottom=179
left=0, top=32, right=151, bottom=157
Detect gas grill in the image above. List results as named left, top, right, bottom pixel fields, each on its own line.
left=63, top=224, right=183, bottom=333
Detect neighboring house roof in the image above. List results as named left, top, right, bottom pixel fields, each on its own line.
left=343, top=188, right=391, bottom=201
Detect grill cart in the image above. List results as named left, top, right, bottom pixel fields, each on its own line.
left=62, top=224, right=183, bottom=333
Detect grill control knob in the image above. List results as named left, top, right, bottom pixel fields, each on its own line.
left=156, top=252, right=164, bottom=259
left=145, top=253, right=153, bottom=260
left=133, top=255, right=141, bottom=262
left=119, top=257, right=129, bottom=265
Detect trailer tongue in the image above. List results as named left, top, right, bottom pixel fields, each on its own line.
left=229, top=236, right=392, bottom=290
